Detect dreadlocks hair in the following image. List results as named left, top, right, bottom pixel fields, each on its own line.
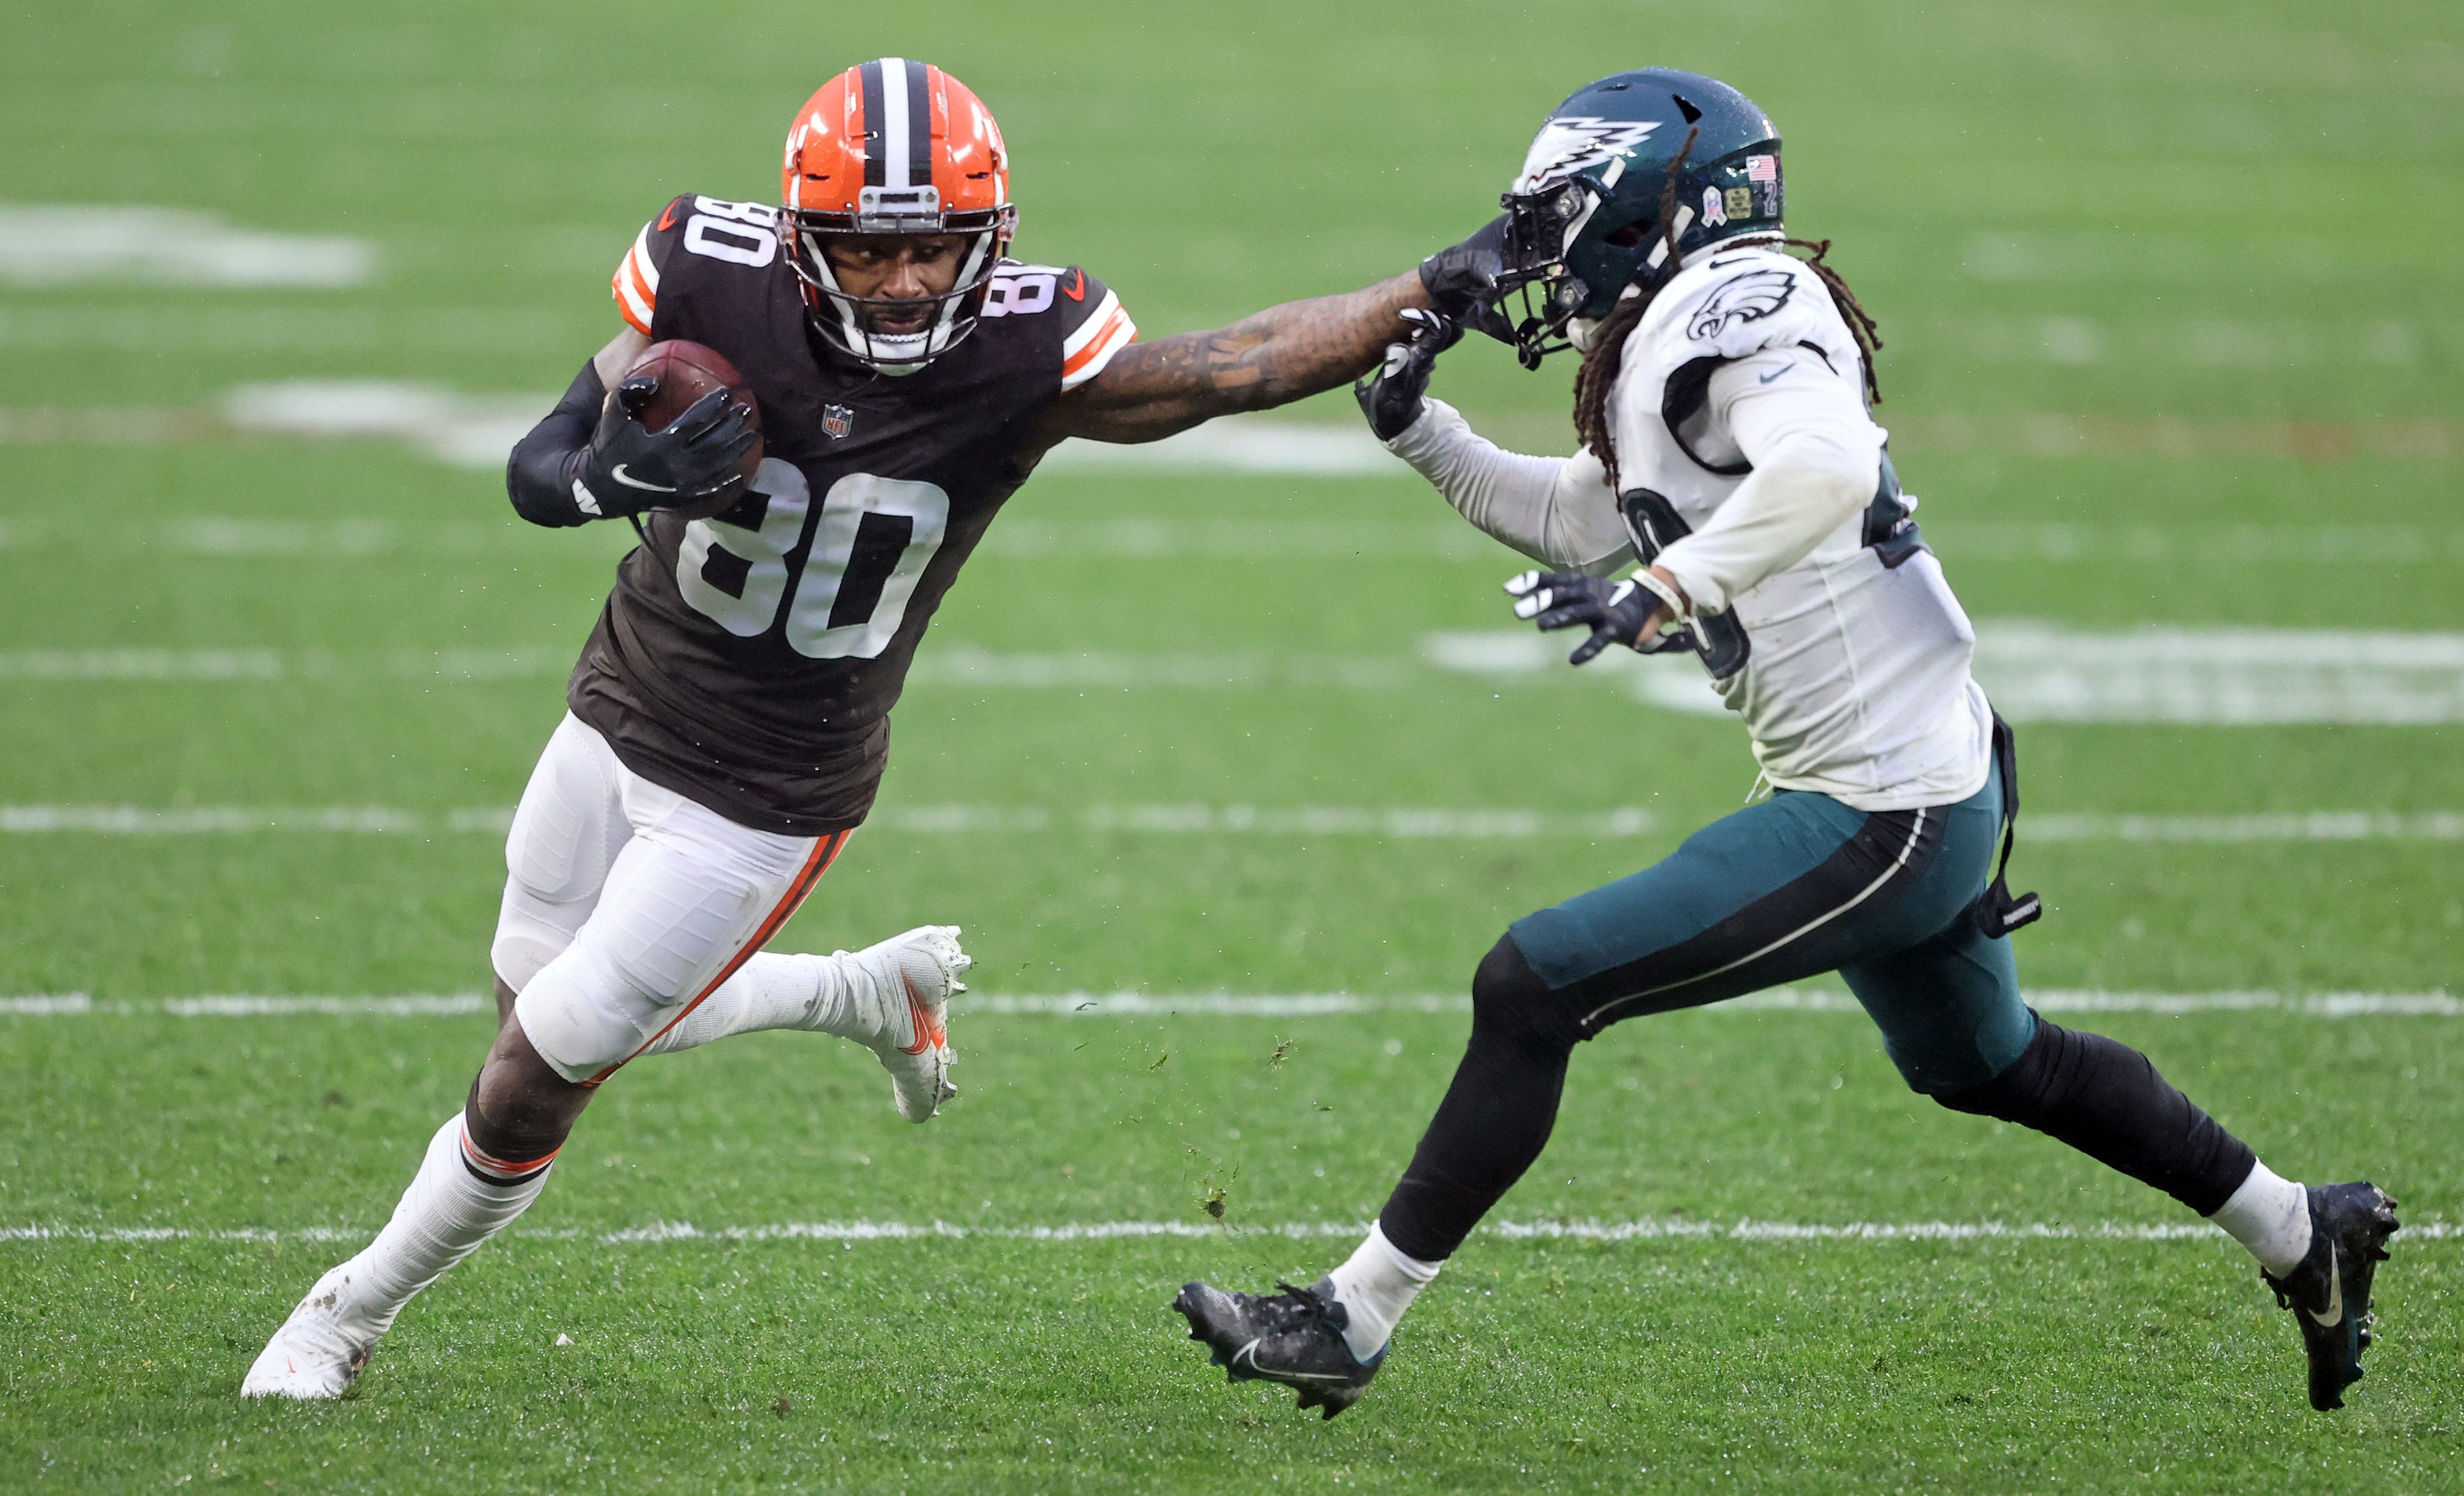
left=1568, top=162, right=1886, bottom=491
left=1570, top=124, right=1694, bottom=493
left=1782, top=237, right=1885, bottom=406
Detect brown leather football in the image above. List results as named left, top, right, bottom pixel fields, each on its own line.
left=616, top=339, right=764, bottom=516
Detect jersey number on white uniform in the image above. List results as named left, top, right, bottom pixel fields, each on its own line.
left=675, top=459, right=948, bottom=658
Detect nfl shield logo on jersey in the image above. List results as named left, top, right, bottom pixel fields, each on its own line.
left=822, top=404, right=855, bottom=440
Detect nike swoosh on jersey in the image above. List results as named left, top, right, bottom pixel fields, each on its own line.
left=1230, top=1338, right=1349, bottom=1382
left=657, top=200, right=681, bottom=232
left=1757, top=367, right=1788, bottom=383
left=1063, top=268, right=1086, bottom=302
left=2309, top=1243, right=2344, bottom=1327
left=609, top=464, right=678, bottom=493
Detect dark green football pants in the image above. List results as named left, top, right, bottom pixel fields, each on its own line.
left=1509, top=761, right=2033, bottom=1094
left=1375, top=757, right=2267, bottom=1264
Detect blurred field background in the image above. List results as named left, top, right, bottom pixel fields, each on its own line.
left=2, top=1, right=2460, bottom=1490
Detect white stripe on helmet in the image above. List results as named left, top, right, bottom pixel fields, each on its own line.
left=879, top=56, right=910, bottom=190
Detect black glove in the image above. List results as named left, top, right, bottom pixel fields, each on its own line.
left=571, top=379, right=757, bottom=519
left=1504, top=569, right=1672, bottom=666
left=1418, top=215, right=1515, bottom=344
left=1354, top=308, right=1462, bottom=441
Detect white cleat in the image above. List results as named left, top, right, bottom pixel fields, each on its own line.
left=239, top=1259, right=390, bottom=1399
left=836, top=924, right=968, bottom=1122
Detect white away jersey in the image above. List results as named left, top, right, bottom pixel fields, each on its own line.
left=1607, top=245, right=1991, bottom=809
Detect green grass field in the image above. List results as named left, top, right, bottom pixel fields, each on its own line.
left=3, top=1, right=2461, bottom=1490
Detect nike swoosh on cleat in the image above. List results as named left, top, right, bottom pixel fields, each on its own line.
left=2309, top=1243, right=2344, bottom=1327
left=1229, top=1339, right=1349, bottom=1382
left=897, top=972, right=945, bottom=1055
left=609, top=464, right=678, bottom=493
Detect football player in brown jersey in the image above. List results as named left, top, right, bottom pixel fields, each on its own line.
left=242, top=57, right=1501, bottom=1398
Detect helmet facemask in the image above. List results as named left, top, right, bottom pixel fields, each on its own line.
left=1495, top=162, right=1702, bottom=371
left=784, top=190, right=1017, bottom=375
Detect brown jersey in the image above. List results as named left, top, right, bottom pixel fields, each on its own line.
left=568, top=193, right=1137, bottom=834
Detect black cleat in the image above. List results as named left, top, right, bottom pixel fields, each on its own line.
left=2259, top=1181, right=2400, bottom=1410
left=1172, top=1277, right=1382, bottom=1419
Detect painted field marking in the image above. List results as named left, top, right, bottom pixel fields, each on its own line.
left=0, top=647, right=568, bottom=683
left=1938, top=313, right=2464, bottom=373
left=5, top=990, right=2455, bottom=1019
left=0, top=386, right=1398, bottom=476
left=7, top=516, right=2464, bottom=566
left=2027, top=811, right=2464, bottom=842
left=962, top=990, right=2464, bottom=1018
left=14, top=620, right=2464, bottom=726
left=3, top=380, right=2460, bottom=468
left=2, top=1217, right=2452, bottom=1248
left=0, top=205, right=375, bottom=288
left=0, top=307, right=576, bottom=357
left=0, top=804, right=1660, bottom=839
left=8, top=801, right=2464, bottom=844
left=1427, top=623, right=2464, bottom=725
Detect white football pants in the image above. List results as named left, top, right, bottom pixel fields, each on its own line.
left=496, top=714, right=849, bottom=1082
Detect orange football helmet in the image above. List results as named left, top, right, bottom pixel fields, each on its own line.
left=780, top=58, right=1018, bottom=373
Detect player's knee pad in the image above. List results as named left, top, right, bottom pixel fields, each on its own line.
left=491, top=898, right=583, bottom=996
left=511, top=949, right=663, bottom=1084
left=1469, top=934, right=1581, bottom=1054
left=494, top=715, right=632, bottom=992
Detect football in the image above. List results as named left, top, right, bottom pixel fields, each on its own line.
left=616, top=339, right=764, bottom=516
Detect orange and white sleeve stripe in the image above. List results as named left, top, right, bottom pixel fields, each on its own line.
left=611, top=226, right=660, bottom=336
left=1059, top=288, right=1135, bottom=392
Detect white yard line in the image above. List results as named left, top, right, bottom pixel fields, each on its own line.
left=6, top=516, right=2463, bottom=566
left=0, top=647, right=566, bottom=682
left=1933, top=315, right=2464, bottom=375
left=1429, top=623, right=2464, bottom=725
left=11, top=620, right=2464, bottom=725
left=2027, top=812, right=2464, bottom=842
left=4, top=376, right=2461, bottom=468
left=4, top=990, right=2455, bottom=1019
left=2, top=1216, right=2453, bottom=1247
left=9, top=801, right=2462, bottom=843
left=0, top=205, right=375, bottom=288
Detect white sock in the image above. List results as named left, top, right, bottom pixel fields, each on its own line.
left=2208, top=1160, right=2312, bottom=1276
left=1322, top=1222, right=1441, bottom=1361
left=345, top=1112, right=555, bottom=1331
left=633, top=951, right=857, bottom=1058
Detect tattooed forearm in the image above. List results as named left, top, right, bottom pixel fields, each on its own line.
left=1036, top=271, right=1428, bottom=447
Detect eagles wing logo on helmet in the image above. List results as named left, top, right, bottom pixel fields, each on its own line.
left=1686, top=268, right=1796, bottom=343
left=1513, top=117, right=1660, bottom=192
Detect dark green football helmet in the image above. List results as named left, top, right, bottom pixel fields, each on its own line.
left=1495, top=69, right=1784, bottom=367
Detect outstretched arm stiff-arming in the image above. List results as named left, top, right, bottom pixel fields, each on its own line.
left=1020, top=221, right=1506, bottom=455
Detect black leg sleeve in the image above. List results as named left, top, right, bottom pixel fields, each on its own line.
left=1936, top=1013, right=2257, bottom=1215
left=1376, top=936, right=1579, bottom=1263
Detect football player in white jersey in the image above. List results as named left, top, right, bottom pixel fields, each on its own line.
left=1175, top=69, right=2398, bottom=1419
